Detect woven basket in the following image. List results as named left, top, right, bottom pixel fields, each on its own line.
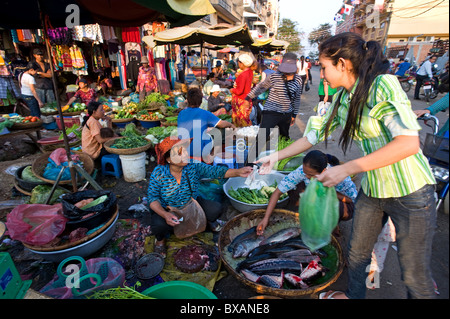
left=218, top=209, right=344, bottom=298
left=41, top=110, right=58, bottom=116
left=10, top=120, right=43, bottom=130
left=23, top=206, right=118, bottom=252
left=111, top=117, right=134, bottom=123
left=62, top=111, right=82, bottom=116
left=31, top=151, right=94, bottom=185
left=104, top=137, right=152, bottom=155
left=42, top=139, right=81, bottom=152
left=161, top=119, right=177, bottom=127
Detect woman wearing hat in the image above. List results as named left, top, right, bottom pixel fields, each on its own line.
left=64, top=77, right=98, bottom=107
left=244, top=52, right=303, bottom=142
left=231, top=54, right=254, bottom=127
left=136, top=56, right=158, bottom=102
left=207, top=84, right=230, bottom=116
left=147, top=137, right=252, bottom=256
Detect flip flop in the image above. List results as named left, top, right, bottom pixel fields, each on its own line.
left=319, top=290, right=346, bottom=299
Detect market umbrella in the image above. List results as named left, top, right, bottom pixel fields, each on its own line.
left=0, top=0, right=216, bottom=29
left=251, top=38, right=290, bottom=53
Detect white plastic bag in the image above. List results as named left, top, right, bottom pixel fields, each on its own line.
left=317, top=101, right=331, bottom=117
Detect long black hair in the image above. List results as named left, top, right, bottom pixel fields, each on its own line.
left=319, top=32, right=390, bottom=154
left=81, top=101, right=102, bottom=127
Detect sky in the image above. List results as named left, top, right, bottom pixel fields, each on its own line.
left=278, top=0, right=343, bottom=55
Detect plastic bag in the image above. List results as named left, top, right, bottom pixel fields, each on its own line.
left=298, top=179, right=339, bottom=251
left=30, top=185, right=68, bottom=205
left=169, top=199, right=207, bottom=239
left=198, top=179, right=226, bottom=202
left=61, top=190, right=117, bottom=221
left=305, top=82, right=310, bottom=92
left=40, top=256, right=125, bottom=299
left=317, top=101, right=331, bottom=117
left=5, top=203, right=67, bottom=246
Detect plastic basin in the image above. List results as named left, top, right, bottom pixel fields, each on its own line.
left=141, top=281, right=217, bottom=299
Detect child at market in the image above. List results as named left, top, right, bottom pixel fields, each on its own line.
left=256, top=150, right=357, bottom=236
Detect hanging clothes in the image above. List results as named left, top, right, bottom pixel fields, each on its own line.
left=122, top=27, right=141, bottom=43
left=124, top=42, right=141, bottom=65
left=117, top=48, right=127, bottom=90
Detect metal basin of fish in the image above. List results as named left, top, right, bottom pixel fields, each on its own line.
left=223, top=172, right=289, bottom=213
left=218, top=209, right=344, bottom=298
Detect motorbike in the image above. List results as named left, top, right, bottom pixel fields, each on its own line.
left=398, top=72, right=415, bottom=92
left=417, top=113, right=449, bottom=214
left=421, top=64, right=440, bottom=102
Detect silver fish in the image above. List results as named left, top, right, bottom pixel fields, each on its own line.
left=248, top=258, right=303, bottom=274
left=228, top=226, right=257, bottom=252
left=299, top=258, right=327, bottom=283
left=240, top=269, right=260, bottom=283
left=232, top=236, right=265, bottom=258
left=260, top=227, right=302, bottom=246
left=257, top=271, right=284, bottom=289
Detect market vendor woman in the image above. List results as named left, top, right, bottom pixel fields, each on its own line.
left=64, top=78, right=98, bottom=108
left=81, top=101, right=117, bottom=163
left=147, top=137, right=252, bottom=257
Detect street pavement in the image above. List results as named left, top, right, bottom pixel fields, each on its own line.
left=213, top=65, right=449, bottom=299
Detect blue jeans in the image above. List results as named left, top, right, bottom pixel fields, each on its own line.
left=346, top=184, right=437, bottom=299
left=36, top=88, right=55, bottom=104
left=22, top=95, right=41, bottom=117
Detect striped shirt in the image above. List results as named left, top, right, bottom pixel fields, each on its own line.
left=304, top=74, right=435, bottom=198
left=246, top=71, right=303, bottom=116
left=147, top=162, right=229, bottom=209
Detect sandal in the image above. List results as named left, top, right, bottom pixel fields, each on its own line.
left=319, top=290, right=347, bottom=299
left=154, top=240, right=167, bottom=258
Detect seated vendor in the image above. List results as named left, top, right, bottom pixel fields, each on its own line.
left=81, top=101, right=117, bottom=164
left=64, top=78, right=98, bottom=108
left=147, top=137, right=252, bottom=257
left=177, top=88, right=235, bottom=162
left=256, top=150, right=358, bottom=236
left=208, top=85, right=231, bottom=116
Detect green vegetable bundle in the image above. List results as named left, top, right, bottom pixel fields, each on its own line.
left=228, top=182, right=287, bottom=205
left=121, top=123, right=141, bottom=137
left=111, top=136, right=149, bottom=149
left=274, top=136, right=303, bottom=171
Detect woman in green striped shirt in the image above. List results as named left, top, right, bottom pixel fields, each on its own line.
left=257, top=32, right=437, bottom=299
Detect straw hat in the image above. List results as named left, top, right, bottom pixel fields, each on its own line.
left=141, top=56, right=149, bottom=64
left=238, top=54, right=253, bottom=67
left=211, top=85, right=221, bottom=93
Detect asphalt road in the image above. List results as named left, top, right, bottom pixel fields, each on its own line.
left=213, top=65, right=449, bottom=299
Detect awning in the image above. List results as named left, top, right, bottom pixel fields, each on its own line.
left=251, top=38, right=290, bottom=52
left=152, top=24, right=254, bottom=46
left=0, top=0, right=215, bottom=29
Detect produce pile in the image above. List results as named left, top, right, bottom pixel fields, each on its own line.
left=110, top=123, right=150, bottom=149
left=63, top=102, right=86, bottom=113
left=138, top=92, right=170, bottom=110
left=9, top=115, right=41, bottom=123
left=228, top=182, right=287, bottom=205
left=138, top=112, right=164, bottom=121
left=228, top=226, right=331, bottom=290
left=145, top=126, right=177, bottom=144
left=40, top=101, right=58, bottom=114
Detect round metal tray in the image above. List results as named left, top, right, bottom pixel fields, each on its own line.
left=135, top=253, right=165, bottom=279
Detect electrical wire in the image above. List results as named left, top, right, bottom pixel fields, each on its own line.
left=392, top=0, right=447, bottom=18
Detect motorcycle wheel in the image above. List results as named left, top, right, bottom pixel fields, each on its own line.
left=430, top=90, right=438, bottom=99
left=424, top=90, right=430, bottom=102
left=401, top=81, right=411, bottom=92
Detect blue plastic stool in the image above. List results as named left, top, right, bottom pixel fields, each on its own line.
left=101, top=154, right=122, bottom=178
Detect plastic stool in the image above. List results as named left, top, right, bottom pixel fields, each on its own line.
left=101, top=154, right=122, bottom=178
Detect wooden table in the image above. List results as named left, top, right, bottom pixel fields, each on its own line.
left=0, top=127, right=44, bottom=152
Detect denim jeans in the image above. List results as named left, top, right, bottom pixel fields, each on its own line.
left=36, top=88, right=55, bottom=104
left=22, top=95, right=41, bottom=117
left=346, top=184, right=437, bottom=299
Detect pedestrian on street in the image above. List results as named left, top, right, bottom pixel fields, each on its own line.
left=243, top=52, right=303, bottom=141
left=297, top=55, right=308, bottom=92
left=136, top=56, right=158, bottom=102
left=257, top=32, right=437, bottom=299
left=230, top=54, right=254, bottom=127
left=306, top=56, right=313, bottom=84
left=414, top=55, right=437, bottom=100
left=19, top=63, right=44, bottom=117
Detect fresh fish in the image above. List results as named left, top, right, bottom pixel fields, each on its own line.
left=257, top=271, right=284, bottom=289
left=299, top=258, right=328, bottom=283
left=236, top=252, right=277, bottom=271
left=282, top=255, right=319, bottom=265
left=228, top=226, right=258, bottom=252
left=263, top=245, right=298, bottom=256
left=240, top=269, right=260, bottom=283
left=232, top=236, right=265, bottom=258
left=279, top=249, right=312, bottom=258
left=259, top=227, right=302, bottom=246
left=247, top=242, right=279, bottom=259
left=248, top=258, right=303, bottom=274
left=284, top=273, right=309, bottom=289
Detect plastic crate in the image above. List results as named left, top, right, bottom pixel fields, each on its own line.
left=423, top=133, right=449, bottom=164
left=54, top=116, right=81, bottom=130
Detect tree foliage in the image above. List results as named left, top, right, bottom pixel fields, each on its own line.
left=276, top=18, right=304, bottom=53
left=308, top=23, right=333, bottom=46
